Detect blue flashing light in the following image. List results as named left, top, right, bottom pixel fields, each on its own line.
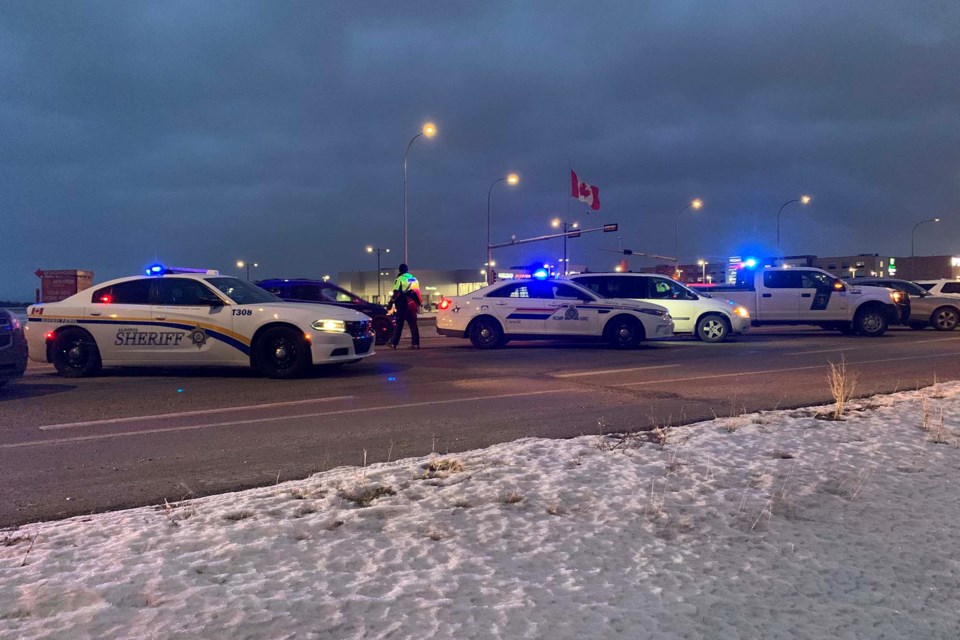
left=533, top=268, right=549, bottom=280
left=387, top=376, right=397, bottom=382
left=146, top=263, right=165, bottom=275
left=742, top=258, right=758, bottom=269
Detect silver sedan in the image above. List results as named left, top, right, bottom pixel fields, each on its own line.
left=846, top=278, right=960, bottom=331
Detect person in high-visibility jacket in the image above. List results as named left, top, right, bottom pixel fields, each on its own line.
left=387, top=263, right=422, bottom=349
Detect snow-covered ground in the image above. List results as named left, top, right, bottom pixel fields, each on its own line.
left=3, top=384, right=960, bottom=640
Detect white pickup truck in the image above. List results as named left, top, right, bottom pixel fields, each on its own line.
left=693, top=267, right=902, bottom=336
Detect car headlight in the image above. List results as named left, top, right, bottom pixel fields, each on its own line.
left=638, top=308, right=667, bottom=317
left=890, top=291, right=902, bottom=303
left=733, top=306, right=750, bottom=318
left=311, top=319, right=346, bottom=332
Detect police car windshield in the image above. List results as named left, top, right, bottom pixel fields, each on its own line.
left=206, top=277, right=280, bottom=304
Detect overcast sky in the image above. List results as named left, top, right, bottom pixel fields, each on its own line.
left=2, top=1, right=958, bottom=299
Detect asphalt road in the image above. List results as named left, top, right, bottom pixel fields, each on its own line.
left=3, top=325, right=959, bottom=527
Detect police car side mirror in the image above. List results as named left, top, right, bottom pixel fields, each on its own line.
left=208, top=298, right=225, bottom=308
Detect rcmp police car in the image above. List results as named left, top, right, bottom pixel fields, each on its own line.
left=25, top=266, right=375, bottom=379
left=436, top=276, right=673, bottom=348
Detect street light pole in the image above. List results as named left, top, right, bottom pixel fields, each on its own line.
left=236, top=260, right=258, bottom=281
left=675, top=199, right=703, bottom=275
left=551, top=218, right=579, bottom=276
left=698, top=259, right=707, bottom=283
left=402, top=122, right=437, bottom=265
left=776, top=194, right=812, bottom=254
left=911, top=217, right=941, bottom=257
left=486, top=173, right=520, bottom=285
left=366, top=246, right=391, bottom=302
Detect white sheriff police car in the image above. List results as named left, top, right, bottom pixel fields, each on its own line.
left=436, top=277, right=673, bottom=348
left=25, top=266, right=375, bottom=379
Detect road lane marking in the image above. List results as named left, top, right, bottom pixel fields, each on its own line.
left=38, top=396, right=355, bottom=431
left=554, top=364, right=681, bottom=378
left=784, top=347, right=860, bottom=356
left=912, top=336, right=960, bottom=344
left=4, top=389, right=580, bottom=449
left=613, top=352, right=957, bottom=387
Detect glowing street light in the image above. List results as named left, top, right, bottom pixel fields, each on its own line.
left=236, top=260, right=258, bottom=281
left=697, top=259, right=708, bottom=282
left=776, top=195, right=813, bottom=253
left=911, top=217, right=941, bottom=257
left=675, top=198, right=703, bottom=269
left=366, top=246, right=391, bottom=302
left=487, top=172, right=520, bottom=285
left=402, top=121, right=438, bottom=264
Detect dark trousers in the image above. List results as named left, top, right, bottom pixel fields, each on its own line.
left=391, top=298, right=420, bottom=346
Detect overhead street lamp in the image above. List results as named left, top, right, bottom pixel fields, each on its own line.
left=486, top=172, right=520, bottom=285
left=366, top=246, right=391, bottom=302
left=236, top=260, right=258, bottom=281
left=911, top=217, right=941, bottom=257
left=675, top=198, right=703, bottom=274
left=551, top=218, right=580, bottom=276
left=776, top=195, right=812, bottom=253
left=697, top=259, right=708, bottom=283
left=402, top=121, right=438, bottom=265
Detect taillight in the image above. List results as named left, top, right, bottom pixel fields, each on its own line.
left=438, top=298, right=452, bottom=310
left=46, top=331, right=55, bottom=340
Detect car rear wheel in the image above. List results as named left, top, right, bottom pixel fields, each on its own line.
left=256, top=327, right=311, bottom=378
left=469, top=317, right=504, bottom=349
left=372, top=316, right=393, bottom=345
left=695, top=314, right=730, bottom=343
left=854, top=307, right=887, bottom=337
left=931, top=306, right=959, bottom=331
left=605, top=315, right=644, bottom=349
left=51, top=328, right=102, bottom=377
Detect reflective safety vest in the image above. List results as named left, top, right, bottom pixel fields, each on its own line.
left=393, top=273, right=421, bottom=304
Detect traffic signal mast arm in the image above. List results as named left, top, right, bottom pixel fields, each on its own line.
left=488, top=224, right=618, bottom=249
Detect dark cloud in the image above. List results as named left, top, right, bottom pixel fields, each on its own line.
left=1, top=0, right=958, bottom=298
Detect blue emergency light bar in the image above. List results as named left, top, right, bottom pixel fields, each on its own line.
left=145, top=263, right=220, bottom=276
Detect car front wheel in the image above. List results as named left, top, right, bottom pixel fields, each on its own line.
left=695, top=314, right=730, bottom=343
left=51, top=328, right=102, bottom=377
left=256, top=327, right=311, bottom=378
left=855, top=307, right=887, bottom=337
left=605, top=316, right=644, bottom=349
left=372, top=316, right=393, bottom=345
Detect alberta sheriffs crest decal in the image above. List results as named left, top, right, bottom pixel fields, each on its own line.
left=189, top=327, right=208, bottom=348
left=564, top=304, right=579, bottom=320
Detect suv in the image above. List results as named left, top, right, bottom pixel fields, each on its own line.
left=1, top=309, right=32, bottom=388
left=569, top=272, right=750, bottom=342
left=915, top=279, right=960, bottom=298
left=256, top=279, right=395, bottom=345
left=847, top=278, right=960, bottom=331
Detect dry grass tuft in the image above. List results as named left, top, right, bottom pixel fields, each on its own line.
left=293, top=505, right=317, bottom=518
left=546, top=503, right=565, bottom=516
left=339, top=484, right=396, bottom=507
left=453, top=498, right=472, bottom=509
left=222, top=510, right=254, bottom=522
left=825, top=356, right=859, bottom=420
left=422, top=458, right=464, bottom=479
left=502, top=490, right=524, bottom=505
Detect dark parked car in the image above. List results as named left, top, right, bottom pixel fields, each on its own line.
left=846, top=278, right=960, bottom=331
left=0, top=309, right=28, bottom=389
left=256, top=279, right=395, bottom=345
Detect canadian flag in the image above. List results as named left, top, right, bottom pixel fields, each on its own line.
left=570, top=170, right=600, bottom=211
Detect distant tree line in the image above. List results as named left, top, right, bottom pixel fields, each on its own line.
left=0, top=300, right=31, bottom=307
